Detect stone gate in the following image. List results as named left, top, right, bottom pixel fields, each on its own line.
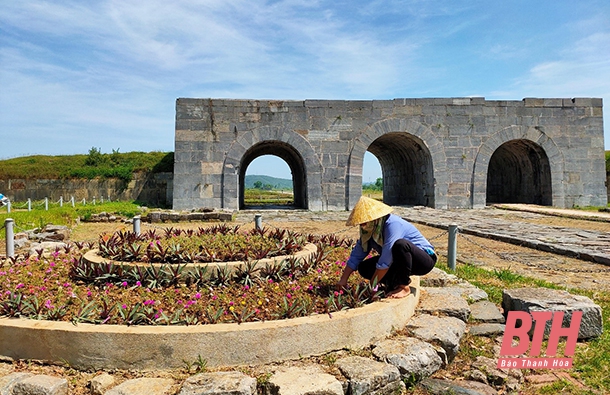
left=173, top=97, right=606, bottom=211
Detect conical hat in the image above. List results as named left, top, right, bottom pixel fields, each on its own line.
left=346, top=196, right=393, bottom=226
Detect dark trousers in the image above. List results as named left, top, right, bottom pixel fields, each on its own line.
left=357, top=239, right=437, bottom=289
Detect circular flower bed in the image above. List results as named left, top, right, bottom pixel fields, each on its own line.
left=0, top=225, right=384, bottom=326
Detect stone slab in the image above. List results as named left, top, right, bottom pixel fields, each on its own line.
left=406, top=314, right=467, bottom=360
left=418, top=288, right=471, bottom=322
left=502, top=288, right=603, bottom=339
left=178, top=372, right=256, bottom=395
left=266, top=366, right=343, bottom=395
left=469, top=301, right=505, bottom=323
left=335, top=356, right=405, bottom=395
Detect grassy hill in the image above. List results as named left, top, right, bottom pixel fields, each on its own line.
left=0, top=150, right=173, bottom=181
left=245, top=175, right=293, bottom=190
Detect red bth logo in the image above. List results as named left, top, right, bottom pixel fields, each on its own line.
left=497, top=310, right=582, bottom=369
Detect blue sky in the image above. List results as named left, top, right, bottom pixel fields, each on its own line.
left=1, top=1, right=609, bottom=182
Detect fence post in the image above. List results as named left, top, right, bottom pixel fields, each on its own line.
left=71, top=196, right=75, bottom=207
left=45, top=197, right=49, bottom=211
left=447, top=224, right=458, bottom=271
left=28, top=198, right=31, bottom=211
left=101, top=196, right=104, bottom=204
left=5, top=218, right=14, bottom=258
left=133, top=215, right=141, bottom=236
left=254, top=214, right=262, bottom=230
left=93, top=196, right=96, bottom=205
left=6, top=200, right=10, bottom=214
left=59, top=196, right=63, bottom=207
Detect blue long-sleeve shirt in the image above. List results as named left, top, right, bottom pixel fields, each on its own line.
left=346, top=214, right=434, bottom=271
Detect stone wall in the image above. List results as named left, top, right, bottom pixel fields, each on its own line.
left=173, top=97, right=607, bottom=211
left=0, top=172, right=173, bottom=207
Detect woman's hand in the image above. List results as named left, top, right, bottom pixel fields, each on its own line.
left=335, top=279, right=348, bottom=291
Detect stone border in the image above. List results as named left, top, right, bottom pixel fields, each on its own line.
left=0, top=278, right=420, bottom=370
left=82, top=243, right=318, bottom=280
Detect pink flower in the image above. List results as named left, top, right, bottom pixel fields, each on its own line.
left=211, top=295, right=218, bottom=301
left=121, top=281, right=128, bottom=287
left=136, top=281, right=142, bottom=287
left=44, top=300, right=54, bottom=309
left=121, top=304, right=127, bottom=309
left=194, top=292, right=201, bottom=299
left=15, top=283, right=24, bottom=289
left=286, top=293, right=292, bottom=299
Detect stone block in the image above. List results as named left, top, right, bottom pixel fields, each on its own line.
left=417, top=288, right=471, bottom=322
left=469, top=300, right=505, bottom=323
left=502, top=288, right=603, bottom=339
left=105, top=378, right=174, bottom=395
left=336, top=356, right=405, bottom=395
left=468, top=323, right=506, bottom=336
left=0, top=373, right=33, bottom=395
left=178, top=371, right=256, bottom=395
left=420, top=378, right=499, bottom=395
left=266, top=366, right=343, bottom=395
left=89, top=373, right=115, bottom=395
left=372, top=337, right=443, bottom=380
left=12, top=374, right=68, bottom=395
left=406, top=314, right=467, bottom=360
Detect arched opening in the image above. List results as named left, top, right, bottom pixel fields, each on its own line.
left=362, top=152, right=383, bottom=200
left=367, top=132, right=434, bottom=206
left=486, top=139, right=552, bottom=206
left=239, top=141, right=307, bottom=209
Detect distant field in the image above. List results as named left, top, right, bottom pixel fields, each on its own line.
left=243, top=189, right=294, bottom=206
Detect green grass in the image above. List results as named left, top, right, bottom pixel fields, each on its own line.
left=243, top=189, right=293, bottom=206
left=0, top=151, right=173, bottom=180
left=0, top=201, right=146, bottom=239
left=361, top=187, right=382, bottom=201
left=437, top=260, right=610, bottom=393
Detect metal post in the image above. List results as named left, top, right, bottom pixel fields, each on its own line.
left=133, top=215, right=141, bottom=236
left=59, top=196, right=63, bottom=207
left=101, top=196, right=104, bottom=204
left=6, top=201, right=10, bottom=214
left=5, top=218, right=14, bottom=258
left=447, top=224, right=458, bottom=271
left=28, top=198, right=31, bottom=211
left=45, top=197, right=48, bottom=211
left=254, top=214, right=262, bottom=230
left=71, top=196, right=75, bottom=207
left=93, top=197, right=96, bottom=205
